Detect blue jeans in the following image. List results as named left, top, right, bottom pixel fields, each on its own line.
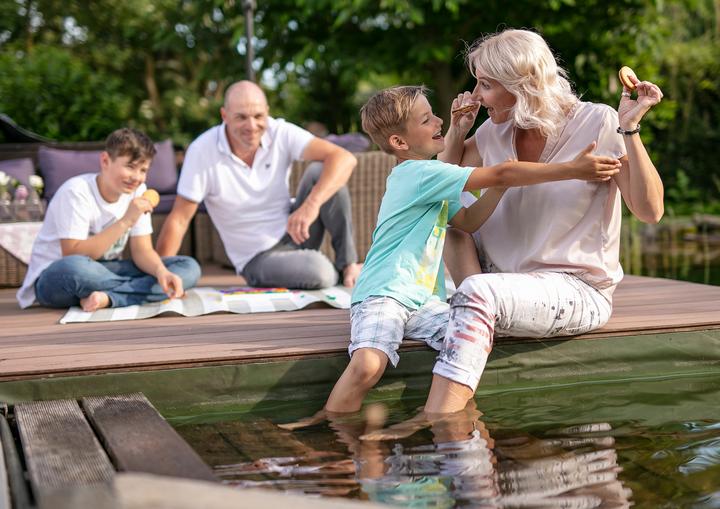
left=34, top=255, right=201, bottom=308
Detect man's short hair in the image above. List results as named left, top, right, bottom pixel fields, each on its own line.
left=105, top=128, right=156, bottom=163
left=360, top=85, right=428, bottom=154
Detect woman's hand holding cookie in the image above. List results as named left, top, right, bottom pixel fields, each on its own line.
left=617, top=66, right=664, bottom=130
left=450, top=91, right=479, bottom=133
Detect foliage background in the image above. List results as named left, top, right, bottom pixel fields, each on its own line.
left=1, top=0, right=718, bottom=211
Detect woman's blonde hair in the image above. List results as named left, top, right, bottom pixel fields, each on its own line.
left=466, top=29, right=578, bottom=138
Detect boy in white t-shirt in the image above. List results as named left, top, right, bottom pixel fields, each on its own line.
left=281, top=85, right=621, bottom=424
left=17, top=128, right=200, bottom=311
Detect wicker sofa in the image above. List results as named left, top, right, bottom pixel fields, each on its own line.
left=193, top=151, right=396, bottom=267
left=0, top=150, right=396, bottom=286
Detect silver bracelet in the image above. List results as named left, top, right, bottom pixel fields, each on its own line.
left=617, top=124, right=641, bottom=135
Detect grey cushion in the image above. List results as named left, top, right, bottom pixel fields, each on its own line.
left=0, top=157, right=35, bottom=190
left=38, top=140, right=177, bottom=200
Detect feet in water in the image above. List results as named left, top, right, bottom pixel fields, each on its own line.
left=80, top=291, right=111, bottom=312
left=277, top=409, right=328, bottom=431
left=278, top=403, right=388, bottom=433
left=342, top=262, right=363, bottom=287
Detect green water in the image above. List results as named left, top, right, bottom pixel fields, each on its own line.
left=176, top=373, right=720, bottom=508
left=621, top=217, right=720, bottom=287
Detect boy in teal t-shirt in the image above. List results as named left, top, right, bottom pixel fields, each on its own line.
left=323, top=85, right=621, bottom=413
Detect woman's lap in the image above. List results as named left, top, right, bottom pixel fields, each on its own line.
left=433, top=271, right=612, bottom=391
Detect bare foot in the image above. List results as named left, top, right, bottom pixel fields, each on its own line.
left=278, top=409, right=327, bottom=431
left=342, top=262, right=363, bottom=287
left=360, top=410, right=429, bottom=441
left=80, top=291, right=110, bottom=312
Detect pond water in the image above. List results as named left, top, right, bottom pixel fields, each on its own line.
left=621, top=217, right=720, bottom=286
left=171, top=220, right=720, bottom=507
left=177, top=373, right=720, bottom=508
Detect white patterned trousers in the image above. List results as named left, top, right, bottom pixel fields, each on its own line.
left=433, top=272, right=612, bottom=391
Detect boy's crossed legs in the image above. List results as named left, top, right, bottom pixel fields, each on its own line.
left=35, top=254, right=200, bottom=310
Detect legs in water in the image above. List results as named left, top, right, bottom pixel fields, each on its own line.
left=427, top=272, right=612, bottom=413
left=325, top=348, right=389, bottom=413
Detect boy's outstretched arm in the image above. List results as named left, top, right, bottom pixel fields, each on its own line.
left=449, top=188, right=506, bottom=233
left=130, top=235, right=184, bottom=299
left=60, top=196, right=154, bottom=260
left=463, top=142, right=621, bottom=191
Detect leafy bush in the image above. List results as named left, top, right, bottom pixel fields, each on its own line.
left=0, top=46, right=131, bottom=140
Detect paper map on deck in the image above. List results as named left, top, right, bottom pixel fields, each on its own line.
left=59, top=285, right=352, bottom=324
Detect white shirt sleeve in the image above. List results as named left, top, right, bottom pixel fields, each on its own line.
left=597, top=105, right=627, bottom=160
left=276, top=120, right=315, bottom=162
left=177, top=139, right=210, bottom=203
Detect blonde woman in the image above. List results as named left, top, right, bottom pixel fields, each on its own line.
left=425, top=29, right=664, bottom=413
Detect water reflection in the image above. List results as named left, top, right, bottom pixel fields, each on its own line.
left=622, top=216, right=720, bottom=286
left=217, top=401, right=632, bottom=508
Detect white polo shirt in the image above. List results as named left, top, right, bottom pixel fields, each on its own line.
left=177, top=117, right=314, bottom=272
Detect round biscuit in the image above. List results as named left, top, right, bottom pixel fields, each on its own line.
left=618, top=66, right=637, bottom=91
left=142, top=189, right=160, bottom=208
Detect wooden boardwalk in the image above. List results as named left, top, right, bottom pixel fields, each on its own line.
left=1, top=393, right=217, bottom=509
left=1, top=268, right=720, bottom=382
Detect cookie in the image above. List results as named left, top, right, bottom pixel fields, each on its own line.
left=451, top=103, right=478, bottom=116
left=618, top=66, right=638, bottom=91
left=142, top=188, right=160, bottom=208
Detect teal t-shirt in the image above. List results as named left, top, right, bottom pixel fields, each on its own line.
left=352, top=159, right=474, bottom=309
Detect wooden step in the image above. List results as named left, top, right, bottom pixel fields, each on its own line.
left=13, top=399, right=115, bottom=505
left=82, top=393, right=217, bottom=482
left=0, top=411, right=11, bottom=509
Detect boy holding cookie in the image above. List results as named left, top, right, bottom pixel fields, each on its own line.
left=17, top=128, right=200, bottom=311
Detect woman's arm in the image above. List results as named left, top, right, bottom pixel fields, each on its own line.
left=613, top=80, right=665, bottom=224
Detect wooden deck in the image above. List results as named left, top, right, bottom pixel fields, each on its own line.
left=1, top=268, right=720, bottom=383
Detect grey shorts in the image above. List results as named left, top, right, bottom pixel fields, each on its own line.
left=349, top=295, right=449, bottom=367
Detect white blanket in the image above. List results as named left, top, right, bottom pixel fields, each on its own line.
left=59, top=285, right=352, bottom=324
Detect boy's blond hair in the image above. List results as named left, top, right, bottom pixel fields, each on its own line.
left=360, top=85, right=428, bottom=154
left=105, top=128, right=156, bottom=164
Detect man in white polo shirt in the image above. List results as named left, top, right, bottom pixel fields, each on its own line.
left=157, top=80, right=361, bottom=288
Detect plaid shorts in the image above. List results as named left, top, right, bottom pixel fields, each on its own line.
left=349, top=295, right=449, bottom=367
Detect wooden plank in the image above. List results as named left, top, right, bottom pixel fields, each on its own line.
left=0, top=411, right=32, bottom=509
left=14, top=399, right=115, bottom=503
left=0, top=413, right=13, bottom=509
left=0, top=416, right=8, bottom=509
left=82, top=393, right=217, bottom=482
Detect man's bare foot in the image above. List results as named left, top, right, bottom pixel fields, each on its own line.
left=342, top=262, right=363, bottom=287
left=80, top=291, right=111, bottom=312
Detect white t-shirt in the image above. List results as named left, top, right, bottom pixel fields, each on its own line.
left=16, top=173, right=153, bottom=308
left=177, top=117, right=314, bottom=272
left=465, top=101, right=626, bottom=302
